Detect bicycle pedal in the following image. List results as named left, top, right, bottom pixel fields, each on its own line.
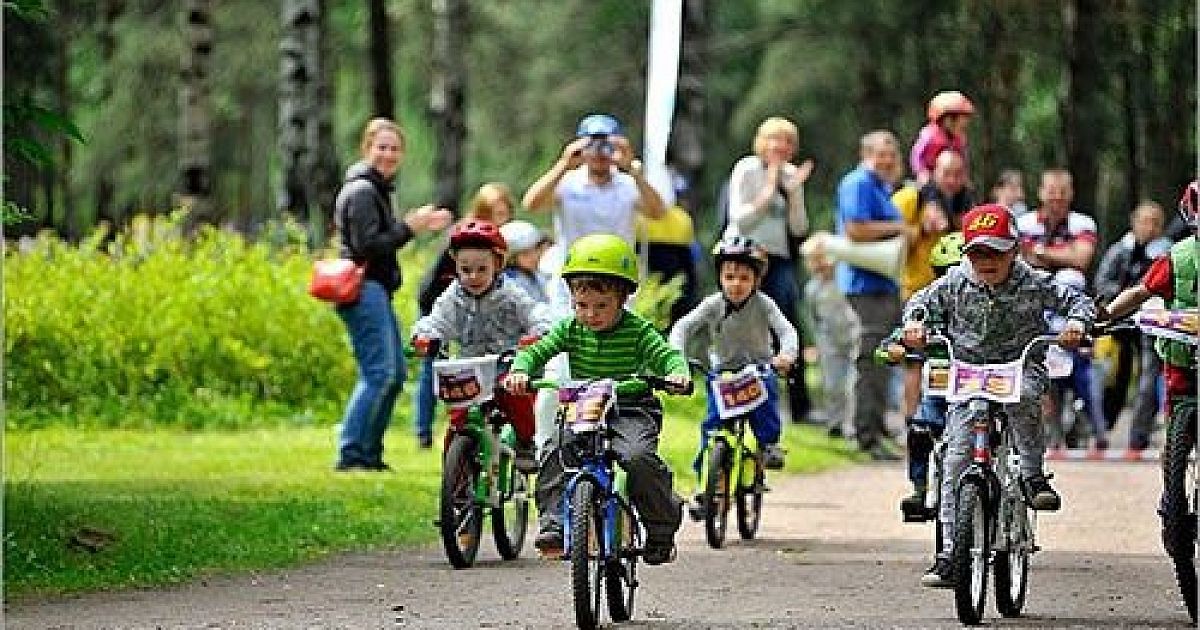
left=1031, top=544, right=1042, bottom=553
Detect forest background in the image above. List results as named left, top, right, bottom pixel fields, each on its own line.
left=6, top=0, right=1197, bottom=245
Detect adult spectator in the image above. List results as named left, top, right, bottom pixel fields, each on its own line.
left=991, top=168, right=1029, bottom=216
left=523, top=113, right=665, bottom=251
left=836, top=130, right=907, bottom=460
left=909, top=91, right=975, bottom=185
left=723, top=116, right=815, bottom=423
left=411, top=182, right=517, bottom=449
left=333, top=117, right=452, bottom=471
left=895, top=150, right=973, bottom=299
left=1017, top=169, right=1106, bottom=449
left=1094, top=200, right=1171, bottom=450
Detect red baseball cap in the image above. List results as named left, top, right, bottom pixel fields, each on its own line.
left=961, top=204, right=1018, bottom=251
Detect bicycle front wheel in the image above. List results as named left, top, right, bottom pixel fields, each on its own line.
left=440, top=434, right=483, bottom=569
left=952, top=480, right=990, bottom=626
left=703, top=439, right=731, bottom=549
left=605, top=504, right=637, bottom=622
left=1162, top=400, right=1197, bottom=623
left=993, top=491, right=1031, bottom=617
left=736, top=448, right=764, bottom=540
left=571, top=478, right=603, bottom=630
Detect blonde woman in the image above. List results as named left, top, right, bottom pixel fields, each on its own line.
left=723, top=116, right=815, bottom=422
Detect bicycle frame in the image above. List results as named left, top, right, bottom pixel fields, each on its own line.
left=698, top=364, right=772, bottom=499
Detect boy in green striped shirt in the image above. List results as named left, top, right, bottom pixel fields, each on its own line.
left=504, top=234, right=691, bottom=565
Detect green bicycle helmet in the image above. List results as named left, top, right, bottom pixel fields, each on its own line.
left=929, top=231, right=965, bottom=270
left=561, top=233, right=640, bottom=288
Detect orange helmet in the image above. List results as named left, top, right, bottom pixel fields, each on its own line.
left=927, top=91, right=975, bottom=123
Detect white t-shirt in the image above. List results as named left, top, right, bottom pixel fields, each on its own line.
left=554, top=166, right=642, bottom=248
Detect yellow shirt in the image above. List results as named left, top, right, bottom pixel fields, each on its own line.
left=638, top=205, right=695, bottom=245
left=894, top=184, right=939, bottom=299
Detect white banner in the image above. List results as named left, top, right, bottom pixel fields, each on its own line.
left=642, top=0, right=682, bottom=206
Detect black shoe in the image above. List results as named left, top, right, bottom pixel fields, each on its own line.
left=1022, top=473, right=1061, bottom=511
left=514, top=441, right=538, bottom=474
left=643, top=539, right=677, bottom=565
left=827, top=425, right=844, bottom=439
left=534, top=527, right=563, bottom=558
left=920, top=556, right=954, bottom=588
left=687, top=493, right=707, bottom=521
left=901, top=489, right=932, bottom=522
left=417, top=434, right=433, bottom=450
left=762, top=444, right=786, bottom=470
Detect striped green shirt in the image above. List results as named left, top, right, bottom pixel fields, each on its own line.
left=511, top=311, right=688, bottom=379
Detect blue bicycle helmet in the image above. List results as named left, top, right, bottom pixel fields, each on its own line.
left=576, top=113, right=622, bottom=137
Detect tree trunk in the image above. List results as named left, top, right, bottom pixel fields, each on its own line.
left=671, top=0, right=708, bottom=214
left=180, top=0, right=214, bottom=229
left=431, top=0, right=467, bottom=214
left=94, top=0, right=122, bottom=233
left=367, top=0, right=395, bottom=118
left=278, top=0, right=321, bottom=225
left=312, top=0, right=340, bottom=244
left=1060, top=0, right=1104, bottom=214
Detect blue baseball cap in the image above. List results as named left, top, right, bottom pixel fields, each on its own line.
left=576, top=113, right=621, bottom=137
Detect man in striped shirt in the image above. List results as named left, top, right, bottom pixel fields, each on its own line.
left=505, top=234, right=691, bottom=565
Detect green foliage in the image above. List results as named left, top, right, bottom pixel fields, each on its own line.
left=4, top=213, right=437, bottom=428
left=632, top=272, right=685, bottom=331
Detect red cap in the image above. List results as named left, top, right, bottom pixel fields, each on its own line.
left=961, top=204, right=1018, bottom=252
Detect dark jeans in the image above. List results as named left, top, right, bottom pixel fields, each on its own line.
left=848, top=293, right=901, bottom=449
left=761, top=254, right=812, bottom=420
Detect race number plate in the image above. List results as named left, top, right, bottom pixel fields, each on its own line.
left=558, top=381, right=614, bottom=433
left=435, top=367, right=485, bottom=409
left=712, top=366, right=768, bottom=419
left=947, top=362, right=1022, bottom=404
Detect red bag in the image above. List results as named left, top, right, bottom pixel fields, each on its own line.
left=308, top=259, right=365, bottom=304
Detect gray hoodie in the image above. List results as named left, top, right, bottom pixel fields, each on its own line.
left=412, top=277, right=556, bottom=357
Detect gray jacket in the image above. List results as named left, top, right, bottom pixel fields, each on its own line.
left=669, top=291, right=798, bottom=370
left=1094, top=232, right=1172, bottom=301
left=904, top=260, right=1095, bottom=380
left=412, top=278, right=556, bottom=357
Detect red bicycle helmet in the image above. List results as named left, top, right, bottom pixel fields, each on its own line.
left=1178, top=180, right=1199, bottom=228
left=449, top=219, right=507, bottom=254
left=713, top=236, right=769, bottom=277
left=927, top=91, right=975, bottom=123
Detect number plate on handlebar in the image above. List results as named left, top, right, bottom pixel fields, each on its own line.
left=946, top=362, right=1022, bottom=404
left=433, top=355, right=499, bottom=408
left=1136, top=308, right=1199, bottom=346
left=558, top=381, right=615, bottom=433
left=712, top=366, right=769, bottom=419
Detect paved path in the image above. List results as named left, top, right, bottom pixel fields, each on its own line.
left=6, top=460, right=1192, bottom=629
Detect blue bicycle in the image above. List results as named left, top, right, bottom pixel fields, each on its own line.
left=532, top=375, right=688, bottom=630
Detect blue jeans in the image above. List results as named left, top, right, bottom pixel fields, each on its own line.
left=413, top=354, right=435, bottom=441
left=336, top=280, right=406, bottom=467
left=693, top=373, right=782, bottom=475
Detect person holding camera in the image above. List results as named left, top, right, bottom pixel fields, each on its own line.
left=522, top=113, right=666, bottom=251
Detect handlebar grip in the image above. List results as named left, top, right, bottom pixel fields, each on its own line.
left=530, top=378, right=559, bottom=391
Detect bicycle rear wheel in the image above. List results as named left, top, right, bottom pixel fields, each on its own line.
left=952, top=480, right=990, bottom=625
left=736, top=448, right=764, bottom=540
left=440, top=434, right=483, bottom=569
left=491, top=458, right=529, bottom=561
left=994, top=492, right=1031, bottom=617
left=703, top=439, right=731, bottom=549
left=605, top=504, right=637, bottom=622
left=571, top=478, right=603, bottom=630
left=1162, top=400, right=1197, bottom=623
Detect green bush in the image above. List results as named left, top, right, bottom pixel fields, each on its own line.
left=5, top=213, right=436, bottom=428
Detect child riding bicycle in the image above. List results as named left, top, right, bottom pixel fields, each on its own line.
left=667, top=237, right=797, bottom=513
left=503, top=233, right=692, bottom=565
left=902, top=204, right=1094, bottom=588
left=411, top=219, right=555, bottom=472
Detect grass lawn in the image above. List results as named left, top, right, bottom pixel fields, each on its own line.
left=4, top=390, right=860, bottom=597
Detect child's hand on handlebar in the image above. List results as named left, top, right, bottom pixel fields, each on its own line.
left=503, top=372, right=530, bottom=395
left=411, top=336, right=437, bottom=356
left=771, top=353, right=796, bottom=373
left=1057, top=320, right=1086, bottom=350
left=886, top=342, right=908, bottom=364
left=664, top=374, right=693, bottom=394
left=901, top=320, right=927, bottom=350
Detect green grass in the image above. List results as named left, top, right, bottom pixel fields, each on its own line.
left=4, top=393, right=859, bottom=598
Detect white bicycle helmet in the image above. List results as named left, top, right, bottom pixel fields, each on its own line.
left=498, top=220, right=547, bottom=254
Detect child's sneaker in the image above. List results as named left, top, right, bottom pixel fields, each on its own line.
left=514, top=440, right=538, bottom=474
left=1022, top=473, right=1061, bottom=511
left=643, top=537, right=677, bottom=565
left=762, top=444, right=785, bottom=470
left=920, top=555, right=954, bottom=588
left=687, top=493, right=707, bottom=521
left=900, top=487, right=932, bottom=522
left=534, top=525, right=563, bottom=559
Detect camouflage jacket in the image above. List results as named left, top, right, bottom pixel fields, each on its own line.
left=903, top=259, right=1095, bottom=379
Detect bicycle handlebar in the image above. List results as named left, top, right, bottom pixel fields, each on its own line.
left=530, top=375, right=693, bottom=396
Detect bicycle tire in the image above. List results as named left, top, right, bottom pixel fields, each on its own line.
left=1161, top=399, right=1198, bottom=623
left=605, top=505, right=637, bottom=622
left=994, top=492, right=1031, bottom=617
left=703, top=439, right=731, bottom=549
left=952, top=480, right=989, bottom=626
left=491, top=456, right=529, bottom=561
left=736, top=447, right=763, bottom=540
left=571, top=478, right=603, bottom=630
left=440, top=434, right=483, bottom=569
